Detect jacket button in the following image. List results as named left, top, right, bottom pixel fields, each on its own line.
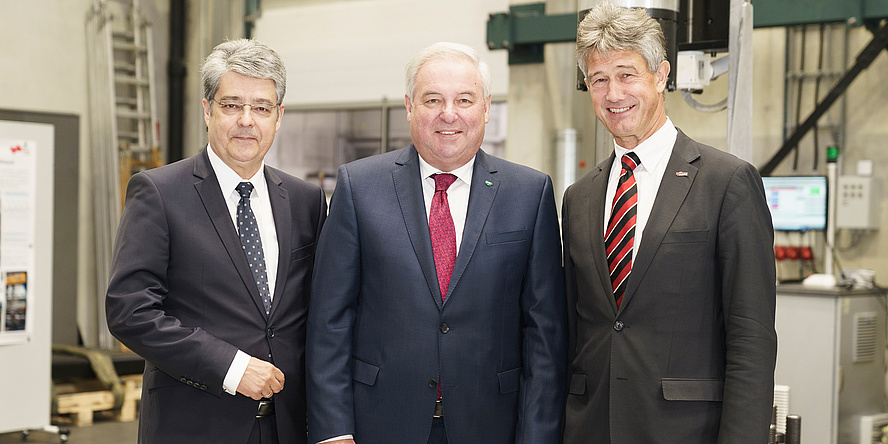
left=440, top=323, right=450, bottom=334
left=266, top=328, right=275, bottom=338
left=428, top=379, right=438, bottom=388
left=613, top=320, right=624, bottom=331
left=180, top=378, right=187, bottom=383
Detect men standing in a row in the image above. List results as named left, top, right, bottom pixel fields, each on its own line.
left=306, top=42, right=567, bottom=444
left=562, top=2, right=778, bottom=443
left=107, top=39, right=326, bottom=444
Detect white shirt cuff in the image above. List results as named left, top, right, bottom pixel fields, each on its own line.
left=319, top=435, right=353, bottom=443
left=222, top=350, right=251, bottom=395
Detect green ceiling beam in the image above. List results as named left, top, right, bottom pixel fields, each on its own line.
left=753, top=0, right=887, bottom=28
left=487, top=3, right=578, bottom=65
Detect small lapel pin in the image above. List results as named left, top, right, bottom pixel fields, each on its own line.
left=485, top=180, right=493, bottom=186
left=675, top=171, right=688, bottom=177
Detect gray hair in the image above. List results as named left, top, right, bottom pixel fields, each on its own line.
left=576, top=1, right=666, bottom=78
left=405, top=42, right=491, bottom=103
left=201, top=38, right=286, bottom=106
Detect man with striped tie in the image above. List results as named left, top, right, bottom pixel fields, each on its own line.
left=561, top=3, right=777, bottom=443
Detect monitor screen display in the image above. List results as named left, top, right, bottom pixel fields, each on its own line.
left=761, top=176, right=828, bottom=231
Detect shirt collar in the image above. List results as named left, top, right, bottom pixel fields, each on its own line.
left=613, top=117, right=677, bottom=172
left=206, top=144, right=268, bottom=196
left=417, top=152, right=476, bottom=186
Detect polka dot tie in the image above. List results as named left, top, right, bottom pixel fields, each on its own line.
left=236, top=182, right=271, bottom=316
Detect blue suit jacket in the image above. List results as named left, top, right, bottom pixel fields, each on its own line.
left=106, top=149, right=326, bottom=444
left=306, top=146, right=566, bottom=444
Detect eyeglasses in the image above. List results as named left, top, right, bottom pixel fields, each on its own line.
left=212, top=100, right=278, bottom=119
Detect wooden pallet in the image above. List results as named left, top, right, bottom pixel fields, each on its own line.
left=118, top=374, right=142, bottom=422
left=53, top=375, right=142, bottom=427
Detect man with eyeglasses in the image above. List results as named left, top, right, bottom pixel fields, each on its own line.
left=106, top=38, right=326, bottom=444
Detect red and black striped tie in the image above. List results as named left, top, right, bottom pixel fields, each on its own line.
left=605, top=152, right=640, bottom=308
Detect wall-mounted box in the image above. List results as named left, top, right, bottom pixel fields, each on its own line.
left=836, top=176, right=881, bottom=230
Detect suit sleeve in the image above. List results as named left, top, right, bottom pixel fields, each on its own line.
left=105, top=172, right=238, bottom=397
left=516, top=175, right=568, bottom=443
left=716, top=163, right=778, bottom=443
left=306, top=165, right=360, bottom=443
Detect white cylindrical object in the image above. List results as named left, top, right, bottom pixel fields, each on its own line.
left=825, top=161, right=837, bottom=277
left=556, top=128, right=578, bottom=196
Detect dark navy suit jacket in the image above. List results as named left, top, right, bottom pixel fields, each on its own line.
left=306, top=146, right=566, bottom=444
left=106, top=149, right=326, bottom=444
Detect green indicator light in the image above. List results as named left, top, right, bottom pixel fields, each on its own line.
left=826, top=146, right=840, bottom=162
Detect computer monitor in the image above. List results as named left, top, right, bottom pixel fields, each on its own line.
left=761, top=176, right=828, bottom=231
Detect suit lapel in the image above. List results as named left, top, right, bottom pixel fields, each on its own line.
left=623, top=130, right=699, bottom=305
left=447, top=150, right=498, bottom=304
left=192, top=149, right=270, bottom=318
left=586, top=156, right=619, bottom=313
left=266, top=166, right=290, bottom=319
left=392, top=146, right=444, bottom=309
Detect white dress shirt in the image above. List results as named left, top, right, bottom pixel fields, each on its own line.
left=318, top=153, right=476, bottom=444
left=418, top=155, right=474, bottom=255
left=207, top=145, right=280, bottom=396
left=604, top=118, right=677, bottom=262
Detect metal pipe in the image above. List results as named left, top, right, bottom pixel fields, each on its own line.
left=167, top=0, right=186, bottom=163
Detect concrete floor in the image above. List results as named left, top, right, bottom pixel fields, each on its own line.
left=0, top=419, right=137, bottom=444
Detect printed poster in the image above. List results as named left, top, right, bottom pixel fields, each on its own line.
left=0, top=139, right=36, bottom=345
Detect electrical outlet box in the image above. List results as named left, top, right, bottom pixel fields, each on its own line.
left=836, top=176, right=881, bottom=230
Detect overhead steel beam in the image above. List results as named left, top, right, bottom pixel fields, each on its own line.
left=760, top=21, right=888, bottom=175
left=486, top=3, right=577, bottom=65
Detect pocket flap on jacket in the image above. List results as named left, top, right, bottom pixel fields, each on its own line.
left=661, top=378, right=724, bottom=401
left=352, top=359, right=380, bottom=386
left=568, top=373, right=586, bottom=395
left=144, top=367, right=179, bottom=390
left=497, top=367, right=522, bottom=394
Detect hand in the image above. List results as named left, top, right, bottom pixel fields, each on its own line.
left=236, top=357, right=285, bottom=400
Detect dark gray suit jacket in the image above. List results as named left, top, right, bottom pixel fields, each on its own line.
left=306, top=146, right=567, bottom=444
left=562, top=130, right=777, bottom=443
left=106, top=149, right=326, bottom=444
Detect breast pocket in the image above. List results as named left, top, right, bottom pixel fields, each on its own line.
left=290, top=243, right=314, bottom=261
left=661, top=229, right=709, bottom=244
left=486, top=229, right=528, bottom=245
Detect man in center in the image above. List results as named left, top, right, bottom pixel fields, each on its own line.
left=306, top=42, right=566, bottom=444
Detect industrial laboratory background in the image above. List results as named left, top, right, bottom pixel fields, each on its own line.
left=1, top=0, right=888, bottom=443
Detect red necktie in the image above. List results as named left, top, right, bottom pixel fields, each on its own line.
left=430, top=173, right=458, bottom=301
left=605, top=152, right=640, bottom=308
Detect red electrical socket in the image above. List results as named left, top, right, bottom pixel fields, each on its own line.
left=775, top=246, right=786, bottom=260
left=800, top=246, right=813, bottom=261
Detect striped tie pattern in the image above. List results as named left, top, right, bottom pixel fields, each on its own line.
left=605, top=152, right=640, bottom=308
left=236, top=182, right=271, bottom=316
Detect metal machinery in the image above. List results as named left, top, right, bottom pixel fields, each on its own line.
left=486, top=0, right=888, bottom=169
left=775, top=284, right=887, bottom=444
left=487, top=0, right=754, bottom=160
